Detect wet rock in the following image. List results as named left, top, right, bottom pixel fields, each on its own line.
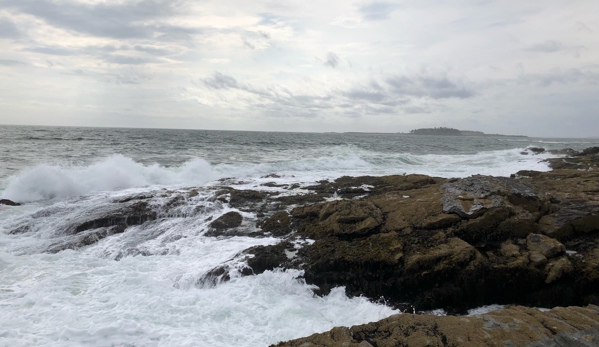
left=529, top=147, right=546, bottom=154
left=578, top=147, right=599, bottom=156
left=238, top=150, right=599, bottom=312
left=209, top=211, right=243, bottom=231
left=244, top=241, right=295, bottom=275
left=272, top=305, right=599, bottom=347
left=549, top=148, right=578, bottom=156
left=258, top=211, right=292, bottom=236
left=0, top=199, right=21, bottom=206
left=46, top=224, right=127, bottom=253
left=68, top=201, right=157, bottom=235
left=229, top=189, right=268, bottom=209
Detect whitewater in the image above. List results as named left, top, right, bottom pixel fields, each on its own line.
left=1, top=125, right=599, bottom=347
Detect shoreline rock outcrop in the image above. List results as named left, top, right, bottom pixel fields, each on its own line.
left=272, top=305, right=599, bottom=347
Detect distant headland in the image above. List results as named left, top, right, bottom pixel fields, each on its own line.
left=408, top=127, right=527, bottom=137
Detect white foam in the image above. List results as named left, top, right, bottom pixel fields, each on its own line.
left=1, top=148, right=558, bottom=203
left=0, top=200, right=398, bottom=347
left=0, top=155, right=215, bottom=203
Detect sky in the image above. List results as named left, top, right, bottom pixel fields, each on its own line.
left=0, top=0, right=598, bottom=137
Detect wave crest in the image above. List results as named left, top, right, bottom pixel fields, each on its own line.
left=0, top=155, right=215, bottom=202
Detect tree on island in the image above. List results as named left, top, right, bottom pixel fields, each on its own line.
left=409, top=127, right=462, bottom=136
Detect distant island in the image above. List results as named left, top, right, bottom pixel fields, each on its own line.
left=408, top=127, right=527, bottom=137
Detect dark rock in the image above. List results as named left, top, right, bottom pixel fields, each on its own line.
left=69, top=201, right=156, bottom=235
left=0, top=199, right=21, bottom=206
left=245, top=241, right=294, bottom=275
left=209, top=211, right=243, bottom=231
left=196, top=266, right=231, bottom=288
left=258, top=211, right=292, bottom=236
left=529, top=147, right=546, bottom=154
left=549, top=148, right=578, bottom=156
left=229, top=190, right=267, bottom=208
left=578, top=147, right=599, bottom=156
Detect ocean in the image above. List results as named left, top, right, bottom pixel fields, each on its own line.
left=1, top=125, right=598, bottom=347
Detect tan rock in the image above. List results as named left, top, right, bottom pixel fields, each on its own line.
left=545, top=256, right=574, bottom=284
left=272, top=305, right=599, bottom=347
left=526, top=233, right=566, bottom=259
left=500, top=240, right=521, bottom=258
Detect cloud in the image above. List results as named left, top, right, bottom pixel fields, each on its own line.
left=1, top=0, right=187, bottom=39
left=323, top=52, right=339, bottom=68
left=525, top=40, right=564, bottom=53
left=386, top=75, right=476, bottom=99
left=0, top=18, right=20, bottom=38
left=358, top=2, right=397, bottom=21
left=0, top=59, right=27, bottom=66
left=203, top=72, right=241, bottom=89
left=518, top=68, right=599, bottom=87
left=342, top=89, right=385, bottom=102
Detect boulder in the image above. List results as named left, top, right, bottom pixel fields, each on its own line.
left=0, top=199, right=21, bottom=206
left=209, top=211, right=243, bottom=231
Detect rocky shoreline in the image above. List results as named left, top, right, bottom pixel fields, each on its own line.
left=3, top=146, right=599, bottom=346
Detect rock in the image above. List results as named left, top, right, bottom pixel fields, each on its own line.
left=529, top=147, right=546, bottom=154
left=545, top=257, right=574, bottom=284
left=527, top=234, right=566, bottom=259
left=0, top=199, right=21, bottom=206
left=236, top=153, right=599, bottom=312
left=245, top=241, right=295, bottom=275
left=209, top=211, right=243, bottom=231
left=578, top=147, right=599, bottom=156
left=295, top=200, right=383, bottom=239
left=258, top=211, right=292, bottom=236
left=549, top=148, right=578, bottom=156
left=272, top=305, right=599, bottom=347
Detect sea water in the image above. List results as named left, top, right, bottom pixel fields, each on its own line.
left=1, top=125, right=598, bottom=346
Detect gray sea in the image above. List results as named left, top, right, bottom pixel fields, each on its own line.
left=1, top=125, right=598, bottom=347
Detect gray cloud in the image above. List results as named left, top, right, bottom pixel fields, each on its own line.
left=25, top=46, right=75, bottom=56
left=342, top=89, right=385, bottom=102
left=1, top=0, right=187, bottom=39
left=21, top=43, right=173, bottom=65
left=323, top=52, right=339, bottom=68
left=519, top=68, right=599, bottom=87
left=203, top=72, right=241, bottom=90
left=525, top=40, right=564, bottom=53
left=0, top=59, right=27, bottom=66
left=386, top=75, right=476, bottom=99
left=358, top=2, right=397, bottom=21
left=0, top=18, right=20, bottom=38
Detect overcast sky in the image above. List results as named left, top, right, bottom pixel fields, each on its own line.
left=0, top=0, right=598, bottom=137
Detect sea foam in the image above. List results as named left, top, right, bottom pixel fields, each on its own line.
left=0, top=148, right=557, bottom=202
left=0, top=155, right=215, bottom=202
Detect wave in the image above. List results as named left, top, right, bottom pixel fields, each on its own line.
left=0, top=155, right=215, bottom=202
left=0, top=148, right=556, bottom=203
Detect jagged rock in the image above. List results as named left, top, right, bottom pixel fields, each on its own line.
left=0, top=199, right=21, bottom=206
left=271, top=305, right=599, bottom=347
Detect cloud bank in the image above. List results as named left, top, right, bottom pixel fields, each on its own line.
left=0, top=0, right=598, bottom=136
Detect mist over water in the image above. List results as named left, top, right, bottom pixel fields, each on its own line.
left=1, top=125, right=599, bottom=346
